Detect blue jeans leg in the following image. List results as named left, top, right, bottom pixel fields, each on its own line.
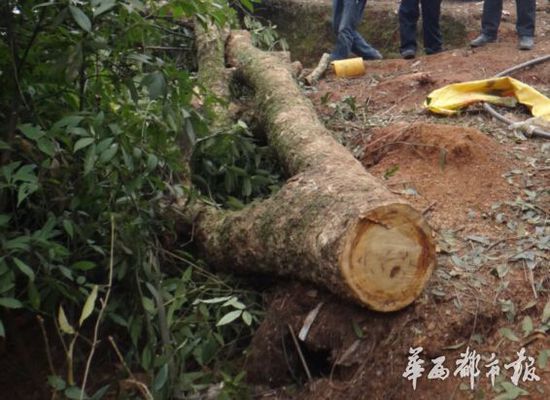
left=399, top=0, right=420, bottom=53
left=331, top=0, right=379, bottom=60
left=515, top=0, right=535, bottom=37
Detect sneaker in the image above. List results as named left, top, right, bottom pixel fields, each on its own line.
left=364, top=50, right=383, bottom=60
left=401, top=49, right=416, bottom=59
left=470, top=34, right=496, bottom=47
left=518, top=36, right=534, bottom=50
left=425, top=48, right=443, bottom=55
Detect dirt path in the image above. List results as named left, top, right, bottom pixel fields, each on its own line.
left=247, top=2, right=549, bottom=399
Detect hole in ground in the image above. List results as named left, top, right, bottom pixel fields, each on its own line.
left=282, top=333, right=333, bottom=383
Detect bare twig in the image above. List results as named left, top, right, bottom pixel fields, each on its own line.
left=288, top=324, right=312, bottom=382
left=108, top=336, right=154, bottom=400
left=485, top=236, right=521, bottom=252
left=422, top=201, right=437, bottom=215
left=523, top=260, right=538, bottom=300
left=37, top=315, right=58, bottom=378
left=80, top=215, right=116, bottom=400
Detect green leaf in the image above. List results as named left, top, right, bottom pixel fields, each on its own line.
left=17, top=182, right=39, bottom=206
left=13, top=257, right=35, bottom=282
left=0, top=139, right=11, bottom=150
left=242, top=177, right=252, bottom=197
left=0, top=214, right=10, bottom=228
left=222, top=297, right=246, bottom=309
left=141, top=345, right=152, bottom=370
left=240, top=0, right=255, bottom=12
left=146, top=154, right=158, bottom=171
left=63, top=220, right=74, bottom=239
left=83, top=144, right=97, bottom=175
left=153, top=364, right=168, bottom=391
left=58, top=305, right=75, bottom=334
left=499, top=327, right=519, bottom=342
left=352, top=320, right=366, bottom=339
left=18, top=124, right=44, bottom=140
left=73, top=137, right=94, bottom=153
left=79, top=285, right=98, bottom=326
left=194, top=296, right=231, bottom=304
left=0, top=319, right=5, bottom=337
left=142, top=71, right=166, bottom=99
left=54, top=115, right=84, bottom=129
left=383, top=165, right=399, bottom=179
left=521, top=316, right=533, bottom=337
left=99, top=144, right=118, bottom=163
left=72, top=261, right=96, bottom=271
left=37, top=137, right=56, bottom=156
left=70, top=6, right=92, bottom=32
left=242, top=311, right=252, bottom=326
left=48, top=375, right=66, bottom=391
left=538, top=349, right=550, bottom=369
left=0, top=297, right=23, bottom=309
left=93, top=0, right=116, bottom=17
left=495, top=382, right=528, bottom=399
left=28, top=282, right=40, bottom=309
left=217, top=310, right=242, bottom=326
left=542, top=300, right=550, bottom=324
left=142, top=296, right=156, bottom=314
left=90, top=384, right=110, bottom=400
left=64, top=386, right=86, bottom=400
left=3, top=236, right=31, bottom=251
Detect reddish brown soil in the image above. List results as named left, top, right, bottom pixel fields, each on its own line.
left=364, top=122, right=516, bottom=235
left=247, top=2, right=550, bottom=400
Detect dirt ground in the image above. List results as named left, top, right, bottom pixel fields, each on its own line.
left=246, top=1, right=550, bottom=399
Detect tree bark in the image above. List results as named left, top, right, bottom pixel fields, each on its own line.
left=184, top=30, right=436, bottom=312
left=195, top=20, right=231, bottom=130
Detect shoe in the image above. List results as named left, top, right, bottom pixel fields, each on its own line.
left=401, top=49, right=416, bottom=59
left=365, top=50, right=383, bottom=60
left=518, top=36, right=534, bottom=50
left=470, top=34, right=496, bottom=47
left=425, top=48, right=443, bottom=55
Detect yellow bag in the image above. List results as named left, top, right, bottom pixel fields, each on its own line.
left=425, top=77, right=550, bottom=121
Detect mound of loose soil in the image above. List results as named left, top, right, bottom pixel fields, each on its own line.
left=363, top=122, right=516, bottom=234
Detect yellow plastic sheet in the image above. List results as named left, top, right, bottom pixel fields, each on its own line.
left=425, top=77, right=550, bottom=121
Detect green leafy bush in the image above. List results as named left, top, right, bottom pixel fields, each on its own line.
left=0, top=0, right=273, bottom=398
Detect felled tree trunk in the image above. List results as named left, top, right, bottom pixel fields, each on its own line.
left=185, top=30, right=436, bottom=312
left=195, top=20, right=231, bottom=129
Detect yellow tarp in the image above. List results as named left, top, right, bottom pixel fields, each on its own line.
left=424, top=77, right=550, bottom=121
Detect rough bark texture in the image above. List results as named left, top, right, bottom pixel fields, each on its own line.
left=195, top=20, right=231, bottom=129
left=305, top=52, right=331, bottom=85
left=187, top=31, right=436, bottom=312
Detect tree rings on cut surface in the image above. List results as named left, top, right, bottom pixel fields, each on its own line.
left=341, top=204, right=435, bottom=311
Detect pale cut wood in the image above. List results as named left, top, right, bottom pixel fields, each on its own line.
left=305, top=52, right=331, bottom=85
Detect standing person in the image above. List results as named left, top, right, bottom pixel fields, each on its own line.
left=330, top=0, right=382, bottom=61
left=398, top=0, right=443, bottom=59
left=470, top=0, right=536, bottom=50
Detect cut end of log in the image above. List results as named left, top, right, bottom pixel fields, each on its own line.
left=340, top=204, right=436, bottom=312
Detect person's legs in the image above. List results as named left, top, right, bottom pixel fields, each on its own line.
left=331, top=0, right=380, bottom=60
left=480, top=0, right=503, bottom=39
left=330, top=0, right=348, bottom=59
left=349, top=0, right=382, bottom=59
left=399, top=0, right=420, bottom=54
left=420, top=0, right=442, bottom=54
left=515, top=0, right=536, bottom=38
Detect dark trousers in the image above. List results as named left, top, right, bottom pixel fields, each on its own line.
left=399, top=0, right=442, bottom=54
left=481, top=0, right=536, bottom=39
